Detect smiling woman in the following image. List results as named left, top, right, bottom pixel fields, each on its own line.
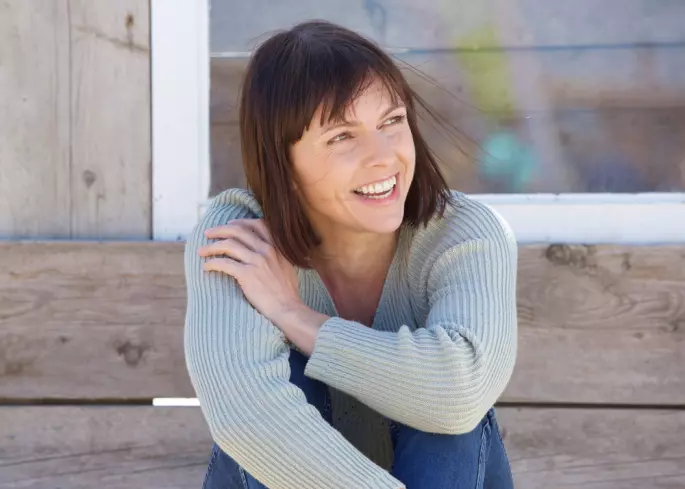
left=184, top=20, right=517, bottom=489
left=237, top=24, right=450, bottom=269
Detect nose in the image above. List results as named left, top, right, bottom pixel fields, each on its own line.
left=360, top=131, right=395, bottom=169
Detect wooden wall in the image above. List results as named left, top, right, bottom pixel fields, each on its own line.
left=1, top=1, right=685, bottom=488
left=1, top=241, right=684, bottom=488
left=0, top=1, right=151, bottom=240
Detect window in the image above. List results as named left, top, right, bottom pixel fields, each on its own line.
left=152, top=0, right=685, bottom=242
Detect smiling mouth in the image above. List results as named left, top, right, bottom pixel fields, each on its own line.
left=352, top=174, right=397, bottom=199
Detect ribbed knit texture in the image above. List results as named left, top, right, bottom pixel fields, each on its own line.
left=184, top=188, right=518, bottom=489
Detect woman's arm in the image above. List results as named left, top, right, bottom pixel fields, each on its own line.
left=302, top=200, right=518, bottom=435
left=184, top=202, right=403, bottom=489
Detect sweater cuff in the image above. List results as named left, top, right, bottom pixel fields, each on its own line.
left=304, top=317, right=382, bottom=382
left=303, top=316, right=345, bottom=380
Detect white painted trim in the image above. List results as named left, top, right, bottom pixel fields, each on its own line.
left=476, top=193, right=685, bottom=244
left=473, top=193, right=685, bottom=205
left=153, top=397, right=200, bottom=407
left=197, top=196, right=685, bottom=245
left=488, top=201, right=684, bottom=244
left=151, top=0, right=210, bottom=240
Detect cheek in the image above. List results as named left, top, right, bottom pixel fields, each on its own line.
left=391, top=128, right=416, bottom=167
left=292, top=147, right=352, bottom=208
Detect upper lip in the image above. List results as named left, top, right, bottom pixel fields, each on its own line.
left=354, top=173, right=397, bottom=189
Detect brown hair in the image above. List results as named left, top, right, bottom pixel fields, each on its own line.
left=239, top=20, right=452, bottom=267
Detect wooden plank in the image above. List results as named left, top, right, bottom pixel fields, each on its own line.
left=1, top=241, right=684, bottom=404
left=0, top=1, right=71, bottom=238
left=69, top=0, right=151, bottom=238
left=1, top=406, right=684, bottom=488
left=0, top=241, right=189, bottom=399
left=209, top=0, right=685, bottom=52
left=0, top=406, right=210, bottom=489
left=507, top=244, right=685, bottom=404
left=500, top=407, right=685, bottom=489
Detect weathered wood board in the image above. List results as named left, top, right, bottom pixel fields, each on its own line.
left=0, top=2, right=72, bottom=238
left=69, top=0, right=151, bottom=239
left=1, top=241, right=683, bottom=404
left=1, top=406, right=684, bottom=489
left=0, top=0, right=151, bottom=239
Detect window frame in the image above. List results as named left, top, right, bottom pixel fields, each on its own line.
left=150, top=0, right=685, bottom=244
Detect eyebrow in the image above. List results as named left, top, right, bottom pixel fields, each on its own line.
left=321, top=103, right=406, bottom=134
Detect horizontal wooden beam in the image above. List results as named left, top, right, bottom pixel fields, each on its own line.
left=1, top=241, right=683, bottom=404
left=1, top=406, right=684, bottom=489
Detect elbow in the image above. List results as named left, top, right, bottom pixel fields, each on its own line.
left=429, top=398, right=487, bottom=435
left=431, top=356, right=516, bottom=435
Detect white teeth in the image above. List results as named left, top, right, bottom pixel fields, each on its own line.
left=354, top=175, right=396, bottom=196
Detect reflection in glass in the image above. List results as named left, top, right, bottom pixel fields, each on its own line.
left=209, top=1, right=685, bottom=195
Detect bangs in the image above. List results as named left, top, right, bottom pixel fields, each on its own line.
left=239, top=20, right=452, bottom=268
left=313, top=65, right=404, bottom=130
left=262, top=31, right=409, bottom=144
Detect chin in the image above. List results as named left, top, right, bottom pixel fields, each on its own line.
left=359, top=213, right=405, bottom=235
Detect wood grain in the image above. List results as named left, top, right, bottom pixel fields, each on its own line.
left=507, top=244, right=685, bottom=404
left=0, top=241, right=189, bottom=399
left=0, top=406, right=210, bottom=489
left=500, top=407, right=685, bottom=489
left=1, top=241, right=684, bottom=404
left=1, top=406, right=684, bottom=488
left=69, top=0, right=151, bottom=238
left=0, top=1, right=151, bottom=240
left=0, top=2, right=71, bottom=238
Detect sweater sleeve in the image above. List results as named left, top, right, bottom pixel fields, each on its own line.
left=184, top=203, right=403, bottom=489
left=304, top=199, right=518, bottom=435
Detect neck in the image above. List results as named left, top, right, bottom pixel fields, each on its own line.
left=312, top=228, right=399, bottom=286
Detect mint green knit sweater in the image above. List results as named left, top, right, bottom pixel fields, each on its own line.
left=184, top=188, right=518, bottom=488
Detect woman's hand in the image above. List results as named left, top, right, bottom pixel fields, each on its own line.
left=198, top=219, right=303, bottom=324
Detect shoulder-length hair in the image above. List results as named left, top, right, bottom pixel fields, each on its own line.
left=239, top=20, right=452, bottom=267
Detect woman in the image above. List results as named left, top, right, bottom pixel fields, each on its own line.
left=185, top=20, right=517, bottom=489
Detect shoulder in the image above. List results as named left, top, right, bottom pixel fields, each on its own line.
left=202, top=188, right=263, bottom=223
left=185, top=188, right=263, bottom=256
left=405, top=191, right=517, bottom=285
left=190, top=188, right=262, bottom=234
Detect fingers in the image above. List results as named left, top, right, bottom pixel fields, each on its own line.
left=238, top=219, right=272, bottom=243
left=202, top=257, right=243, bottom=277
left=205, top=219, right=272, bottom=244
left=200, top=221, right=271, bottom=259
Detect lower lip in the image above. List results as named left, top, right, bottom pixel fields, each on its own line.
left=352, top=176, right=400, bottom=205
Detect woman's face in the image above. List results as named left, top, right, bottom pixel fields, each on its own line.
left=290, top=79, right=416, bottom=238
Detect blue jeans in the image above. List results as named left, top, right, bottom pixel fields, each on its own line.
left=202, top=351, right=514, bottom=488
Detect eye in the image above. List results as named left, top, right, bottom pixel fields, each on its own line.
left=383, top=114, right=407, bottom=127
left=327, top=132, right=352, bottom=145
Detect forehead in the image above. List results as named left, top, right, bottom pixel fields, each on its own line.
left=313, top=78, right=402, bottom=127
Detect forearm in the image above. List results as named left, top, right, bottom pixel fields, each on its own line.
left=185, top=201, right=403, bottom=489
left=303, top=317, right=516, bottom=434
left=185, top=295, right=401, bottom=489
left=277, top=305, right=330, bottom=356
